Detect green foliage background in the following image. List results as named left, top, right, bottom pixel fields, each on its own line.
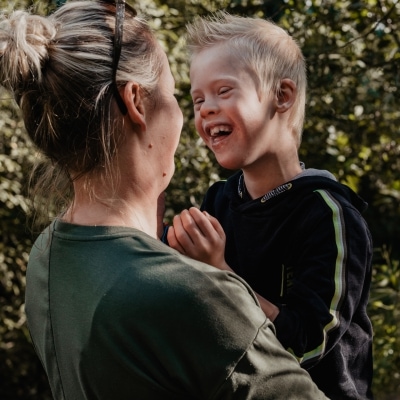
left=0, top=0, right=399, bottom=398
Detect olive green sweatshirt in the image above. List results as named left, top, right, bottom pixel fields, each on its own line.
left=25, top=219, right=328, bottom=400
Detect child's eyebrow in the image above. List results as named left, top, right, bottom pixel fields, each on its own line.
left=190, top=88, right=201, bottom=97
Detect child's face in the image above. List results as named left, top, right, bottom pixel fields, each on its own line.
left=190, top=43, right=279, bottom=172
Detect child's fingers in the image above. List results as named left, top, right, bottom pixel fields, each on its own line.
left=167, top=226, right=185, bottom=254
left=171, top=208, right=225, bottom=259
left=171, top=214, right=196, bottom=248
left=202, top=211, right=226, bottom=240
left=169, top=208, right=226, bottom=267
left=187, top=207, right=220, bottom=240
left=179, top=209, right=205, bottom=242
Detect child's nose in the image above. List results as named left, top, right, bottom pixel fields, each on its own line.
left=199, top=98, right=219, bottom=118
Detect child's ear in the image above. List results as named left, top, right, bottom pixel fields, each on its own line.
left=276, top=79, right=297, bottom=113
left=123, top=81, right=146, bottom=130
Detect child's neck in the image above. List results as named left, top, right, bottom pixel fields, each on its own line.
left=242, top=162, right=302, bottom=200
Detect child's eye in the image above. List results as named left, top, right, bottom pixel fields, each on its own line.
left=219, top=87, right=231, bottom=95
left=193, top=98, right=204, bottom=105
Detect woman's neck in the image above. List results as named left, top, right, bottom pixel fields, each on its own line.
left=62, top=187, right=159, bottom=239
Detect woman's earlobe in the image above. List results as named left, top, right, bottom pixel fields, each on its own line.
left=276, top=79, right=297, bottom=113
left=123, top=81, right=146, bottom=130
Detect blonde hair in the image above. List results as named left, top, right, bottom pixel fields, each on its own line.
left=186, top=12, right=307, bottom=143
left=0, top=1, right=163, bottom=224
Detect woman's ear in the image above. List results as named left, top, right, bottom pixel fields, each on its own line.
left=123, top=81, right=146, bottom=131
left=276, top=79, right=297, bottom=113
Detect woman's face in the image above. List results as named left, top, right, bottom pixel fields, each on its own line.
left=145, top=49, right=183, bottom=187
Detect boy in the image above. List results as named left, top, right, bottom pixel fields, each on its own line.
left=168, top=12, right=374, bottom=400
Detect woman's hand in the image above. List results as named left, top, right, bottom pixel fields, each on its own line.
left=167, top=207, right=232, bottom=271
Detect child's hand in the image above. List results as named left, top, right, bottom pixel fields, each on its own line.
left=167, top=207, right=232, bottom=271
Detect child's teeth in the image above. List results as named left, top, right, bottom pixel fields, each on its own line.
left=210, top=125, right=230, bottom=136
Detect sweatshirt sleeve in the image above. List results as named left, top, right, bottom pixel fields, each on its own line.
left=213, top=320, right=329, bottom=400
left=159, top=261, right=329, bottom=400
left=83, top=248, right=328, bottom=399
left=273, top=189, right=373, bottom=369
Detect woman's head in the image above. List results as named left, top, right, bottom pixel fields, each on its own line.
left=186, top=12, right=307, bottom=144
left=0, top=0, right=164, bottom=218
left=0, top=1, right=163, bottom=171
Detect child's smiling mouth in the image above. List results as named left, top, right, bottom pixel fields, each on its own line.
left=208, top=125, right=232, bottom=137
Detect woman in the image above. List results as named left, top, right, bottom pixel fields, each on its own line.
left=0, top=1, right=328, bottom=399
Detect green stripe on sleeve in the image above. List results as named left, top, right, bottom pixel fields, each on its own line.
left=301, top=189, right=346, bottom=364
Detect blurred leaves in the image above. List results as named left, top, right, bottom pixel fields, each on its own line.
left=0, top=86, right=52, bottom=398
left=369, top=246, right=400, bottom=395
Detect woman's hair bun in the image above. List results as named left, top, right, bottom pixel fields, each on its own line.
left=0, top=10, right=56, bottom=94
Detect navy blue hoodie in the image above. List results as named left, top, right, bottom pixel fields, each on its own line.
left=201, top=168, right=374, bottom=400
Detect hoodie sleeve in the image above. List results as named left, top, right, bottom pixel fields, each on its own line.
left=273, top=189, right=373, bottom=369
